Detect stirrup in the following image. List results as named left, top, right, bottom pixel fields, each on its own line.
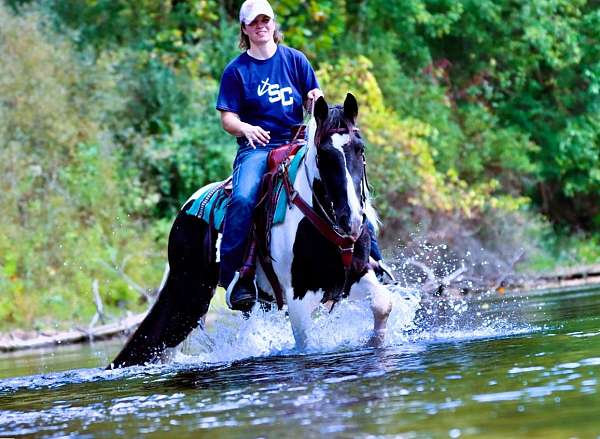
left=225, top=271, right=258, bottom=311
left=378, top=260, right=396, bottom=283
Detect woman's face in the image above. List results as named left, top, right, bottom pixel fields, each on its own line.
left=242, top=14, right=275, bottom=46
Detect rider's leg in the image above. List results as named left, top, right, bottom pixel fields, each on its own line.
left=219, top=147, right=270, bottom=304
left=367, top=220, right=382, bottom=261
left=367, top=220, right=395, bottom=282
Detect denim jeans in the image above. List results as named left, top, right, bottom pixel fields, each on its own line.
left=367, top=221, right=383, bottom=261
left=219, top=144, right=272, bottom=288
left=218, top=142, right=385, bottom=288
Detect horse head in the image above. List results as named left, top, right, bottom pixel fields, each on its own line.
left=311, top=93, right=366, bottom=238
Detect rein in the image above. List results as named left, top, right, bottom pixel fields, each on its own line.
left=281, top=169, right=362, bottom=269
left=281, top=125, right=365, bottom=271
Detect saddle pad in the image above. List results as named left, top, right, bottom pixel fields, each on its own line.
left=185, top=146, right=307, bottom=231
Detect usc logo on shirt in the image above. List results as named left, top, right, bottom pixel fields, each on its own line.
left=257, top=78, right=293, bottom=106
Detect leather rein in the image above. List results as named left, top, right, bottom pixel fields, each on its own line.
left=281, top=125, right=366, bottom=271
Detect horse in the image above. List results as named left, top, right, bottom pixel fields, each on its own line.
left=109, top=94, right=393, bottom=369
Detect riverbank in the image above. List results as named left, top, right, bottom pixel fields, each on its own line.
left=515, top=263, right=600, bottom=292
left=0, top=313, right=145, bottom=353
left=1, top=264, right=600, bottom=353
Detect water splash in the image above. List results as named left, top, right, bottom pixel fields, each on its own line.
left=175, top=279, right=532, bottom=367
left=171, top=237, right=535, bottom=366
left=175, top=288, right=421, bottom=365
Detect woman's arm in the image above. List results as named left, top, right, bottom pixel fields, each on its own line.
left=220, top=111, right=271, bottom=148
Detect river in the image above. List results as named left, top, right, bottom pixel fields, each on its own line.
left=1, top=286, right=599, bottom=438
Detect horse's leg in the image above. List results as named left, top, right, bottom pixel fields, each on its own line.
left=348, top=270, right=393, bottom=347
left=285, top=290, right=323, bottom=350
left=108, top=212, right=217, bottom=369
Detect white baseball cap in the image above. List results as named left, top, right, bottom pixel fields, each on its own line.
left=239, top=0, right=275, bottom=25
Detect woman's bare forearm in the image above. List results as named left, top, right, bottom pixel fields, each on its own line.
left=220, top=111, right=248, bottom=137
left=220, top=111, right=270, bottom=147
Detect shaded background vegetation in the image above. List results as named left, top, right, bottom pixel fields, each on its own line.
left=1, top=0, right=599, bottom=330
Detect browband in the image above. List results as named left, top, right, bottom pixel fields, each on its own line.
left=327, top=127, right=360, bottom=135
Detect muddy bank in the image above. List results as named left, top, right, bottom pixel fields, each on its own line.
left=514, top=263, right=600, bottom=292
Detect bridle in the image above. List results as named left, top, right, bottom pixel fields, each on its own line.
left=313, top=125, right=370, bottom=211
left=281, top=122, right=368, bottom=272
left=257, top=115, right=371, bottom=310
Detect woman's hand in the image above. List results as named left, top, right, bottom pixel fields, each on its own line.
left=307, top=88, right=324, bottom=101
left=240, top=123, right=271, bottom=148
left=220, top=111, right=270, bottom=147
left=305, top=88, right=324, bottom=113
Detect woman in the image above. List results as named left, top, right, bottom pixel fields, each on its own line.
left=217, top=0, right=388, bottom=311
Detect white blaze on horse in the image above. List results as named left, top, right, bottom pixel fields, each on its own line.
left=110, top=94, right=393, bottom=369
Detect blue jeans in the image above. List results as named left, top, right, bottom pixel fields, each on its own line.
left=218, top=143, right=385, bottom=288
left=367, top=221, right=383, bottom=261
left=219, top=145, right=271, bottom=287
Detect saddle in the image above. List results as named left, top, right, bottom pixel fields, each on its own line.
left=184, top=140, right=306, bottom=232
left=184, top=139, right=306, bottom=308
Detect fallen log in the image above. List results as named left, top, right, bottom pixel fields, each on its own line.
left=0, top=312, right=145, bottom=353
left=507, top=264, right=600, bottom=293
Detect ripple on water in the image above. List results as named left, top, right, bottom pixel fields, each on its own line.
left=508, top=366, right=545, bottom=374
left=0, top=284, right=558, bottom=438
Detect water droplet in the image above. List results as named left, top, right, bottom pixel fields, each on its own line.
left=449, top=428, right=461, bottom=438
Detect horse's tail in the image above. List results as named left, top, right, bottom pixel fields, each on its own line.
left=157, top=262, right=170, bottom=297
left=107, top=210, right=218, bottom=369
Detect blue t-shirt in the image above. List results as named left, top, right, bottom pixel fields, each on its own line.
left=216, top=45, right=319, bottom=146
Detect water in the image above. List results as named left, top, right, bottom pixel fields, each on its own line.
left=1, top=286, right=600, bottom=438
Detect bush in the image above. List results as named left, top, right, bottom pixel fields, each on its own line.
left=0, top=4, right=164, bottom=330
left=318, top=56, right=531, bottom=229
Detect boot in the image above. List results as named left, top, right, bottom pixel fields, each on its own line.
left=225, top=271, right=258, bottom=313
left=371, top=258, right=396, bottom=283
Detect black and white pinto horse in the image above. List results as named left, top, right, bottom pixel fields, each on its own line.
left=110, top=94, right=393, bottom=369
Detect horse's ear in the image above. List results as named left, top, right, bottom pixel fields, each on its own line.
left=314, top=96, right=328, bottom=124
left=343, top=93, right=358, bottom=122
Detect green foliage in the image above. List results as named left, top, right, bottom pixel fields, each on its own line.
left=2, top=0, right=600, bottom=331
left=526, top=230, right=600, bottom=273
left=274, top=0, right=346, bottom=58
left=0, top=4, right=164, bottom=330
left=329, top=0, right=600, bottom=230
left=127, top=114, right=234, bottom=217
left=111, top=52, right=235, bottom=216
left=317, top=56, right=531, bottom=241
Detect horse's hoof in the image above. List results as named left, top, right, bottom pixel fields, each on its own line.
left=367, top=331, right=386, bottom=348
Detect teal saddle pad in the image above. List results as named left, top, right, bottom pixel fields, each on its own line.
left=185, top=146, right=307, bottom=231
